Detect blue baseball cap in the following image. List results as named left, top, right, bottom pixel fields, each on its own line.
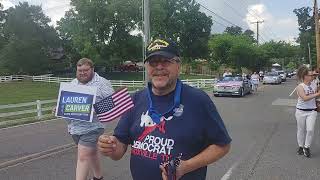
left=144, top=38, right=180, bottom=63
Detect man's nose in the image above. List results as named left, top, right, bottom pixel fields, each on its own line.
left=154, top=62, right=165, bottom=69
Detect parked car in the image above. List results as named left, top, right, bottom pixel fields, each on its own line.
left=118, top=61, right=142, bottom=72
left=213, top=76, right=252, bottom=97
left=263, top=72, right=282, bottom=84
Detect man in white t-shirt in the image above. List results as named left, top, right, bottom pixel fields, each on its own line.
left=223, top=70, right=232, bottom=77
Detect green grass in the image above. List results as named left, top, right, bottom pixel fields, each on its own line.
left=0, top=81, right=60, bottom=105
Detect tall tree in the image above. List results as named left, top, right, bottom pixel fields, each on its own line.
left=260, top=41, right=302, bottom=69
left=0, top=2, right=6, bottom=50
left=57, top=0, right=142, bottom=70
left=243, top=29, right=256, bottom=43
left=0, top=2, right=60, bottom=75
left=150, top=0, right=213, bottom=59
left=224, top=26, right=243, bottom=36
left=208, top=34, right=263, bottom=71
left=293, top=7, right=315, bottom=65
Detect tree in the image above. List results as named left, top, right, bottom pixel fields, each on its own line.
left=0, top=2, right=7, bottom=50
left=293, top=7, right=315, bottom=65
left=150, top=0, right=213, bottom=59
left=224, top=26, right=242, bottom=36
left=243, top=29, right=256, bottom=43
left=56, top=0, right=142, bottom=70
left=0, top=2, right=60, bottom=75
left=208, top=34, right=262, bottom=72
left=259, top=41, right=302, bottom=69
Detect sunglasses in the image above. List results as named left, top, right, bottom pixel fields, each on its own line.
left=147, top=58, right=179, bottom=67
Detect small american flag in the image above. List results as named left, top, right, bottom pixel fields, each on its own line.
left=93, top=88, right=134, bottom=122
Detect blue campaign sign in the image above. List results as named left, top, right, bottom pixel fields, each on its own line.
left=55, top=82, right=97, bottom=122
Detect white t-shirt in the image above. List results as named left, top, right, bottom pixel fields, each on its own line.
left=296, top=82, right=317, bottom=109
left=251, top=74, right=260, bottom=80
left=223, top=72, right=232, bottom=77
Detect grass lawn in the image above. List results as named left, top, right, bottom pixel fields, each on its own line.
left=0, top=81, right=60, bottom=105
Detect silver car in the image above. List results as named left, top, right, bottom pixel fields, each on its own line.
left=263, top=72, right=282, bottom=84
left=213, top=76, right=252, bottom=97
left=277, top=70, right=287, bottom=82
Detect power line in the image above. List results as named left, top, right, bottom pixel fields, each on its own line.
left=221, top=0, right=251, bottom=28
left=220, top=0, right=272, bottom=41
left=198, top=3, right=242, bottom=28
left=238, top=0, right=279, bottom=40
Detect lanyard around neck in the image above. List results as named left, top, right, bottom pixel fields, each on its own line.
left=147, top=80, right=182, bottom=124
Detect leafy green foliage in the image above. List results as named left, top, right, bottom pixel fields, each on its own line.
left=224, top=26, right=243, bottom=36
left=150, top=0, right=212, bottom=60
left=208, top=33, right=264, bottom=72
left=56, top=0, right=142, bottom=70
left=293, top=7, right=316, bottom=66
left=0, top=2, right=60, bottom=75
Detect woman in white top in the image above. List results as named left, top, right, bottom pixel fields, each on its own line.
left=251, top=72, right=260, bottom=92
left=295, top=65, right=320, bottom=158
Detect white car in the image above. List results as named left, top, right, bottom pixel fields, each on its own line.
left=277, top=71, right=287, bottom=82
left=263, top=72, right=282, bottom=84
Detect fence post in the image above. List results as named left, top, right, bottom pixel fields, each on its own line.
left=36, top=100, right=42, bottom=119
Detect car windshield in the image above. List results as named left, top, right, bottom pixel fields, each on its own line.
left=266, top=72, right=278, bottom=76
left=220, top=76, right=243, bottom=81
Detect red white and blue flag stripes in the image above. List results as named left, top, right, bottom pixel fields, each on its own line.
left=93, top=88, right=134, bottom=122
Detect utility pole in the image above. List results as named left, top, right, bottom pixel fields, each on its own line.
left=251, top=20, right=264, bottom=45
left=308, top=43, right=312, bottom=67
left=142, top=0, right=150, bottom=84
left=314, top=0, right=320, bottom=69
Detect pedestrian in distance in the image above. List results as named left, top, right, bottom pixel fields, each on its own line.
left=251, top=72, right=260, bottom=92
left=295, top=65, right=320, bottom=158
left=223, top=69, right=232, bottom=77
left=54, top=58, right=114, bottom=180
left=97, top=38, right=231, bottom=180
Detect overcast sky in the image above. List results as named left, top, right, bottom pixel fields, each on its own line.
left=1, top=0, right=313, bottom=43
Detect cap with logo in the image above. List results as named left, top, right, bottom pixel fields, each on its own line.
left=144, top=38, right=180, bottom=63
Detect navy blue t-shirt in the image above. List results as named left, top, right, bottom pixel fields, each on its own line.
left=114, top=84, right=231, bottom=180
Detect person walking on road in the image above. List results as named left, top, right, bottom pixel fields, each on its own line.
left=295, top=65, right=320, bottom=158
left=251, top=72, right=260, bottom=92
left=223, top=69, right=232, bottom=77
left=97, top=38, right=231, bottom=180
left=55, top=58, right=114, bottom=180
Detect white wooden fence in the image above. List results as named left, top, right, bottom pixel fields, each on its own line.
left=0, top=75, right=216, bottom=88
left=0, top=99, right=56, bottom=119
left=0, top=75, right=26, bottom=82
left=0, top=75, right=216, bottom=121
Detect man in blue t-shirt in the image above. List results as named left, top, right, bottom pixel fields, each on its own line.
left=98, top=38, right=231, bottom=180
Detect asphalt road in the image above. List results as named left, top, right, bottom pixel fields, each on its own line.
left=1, top=78, right=320, bottom=180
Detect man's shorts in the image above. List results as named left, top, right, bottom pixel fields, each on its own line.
left=71, top=128, right=104, bottom=148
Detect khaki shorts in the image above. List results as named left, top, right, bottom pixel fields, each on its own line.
left=71, top=128, right=104, bottom=148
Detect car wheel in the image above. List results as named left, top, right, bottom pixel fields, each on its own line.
left=240, top=88, right=244, bottom=97
left=214, top=94, right=219, bottom=97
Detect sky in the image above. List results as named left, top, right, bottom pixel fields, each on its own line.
left=1, top=0, right=314, bottom=44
